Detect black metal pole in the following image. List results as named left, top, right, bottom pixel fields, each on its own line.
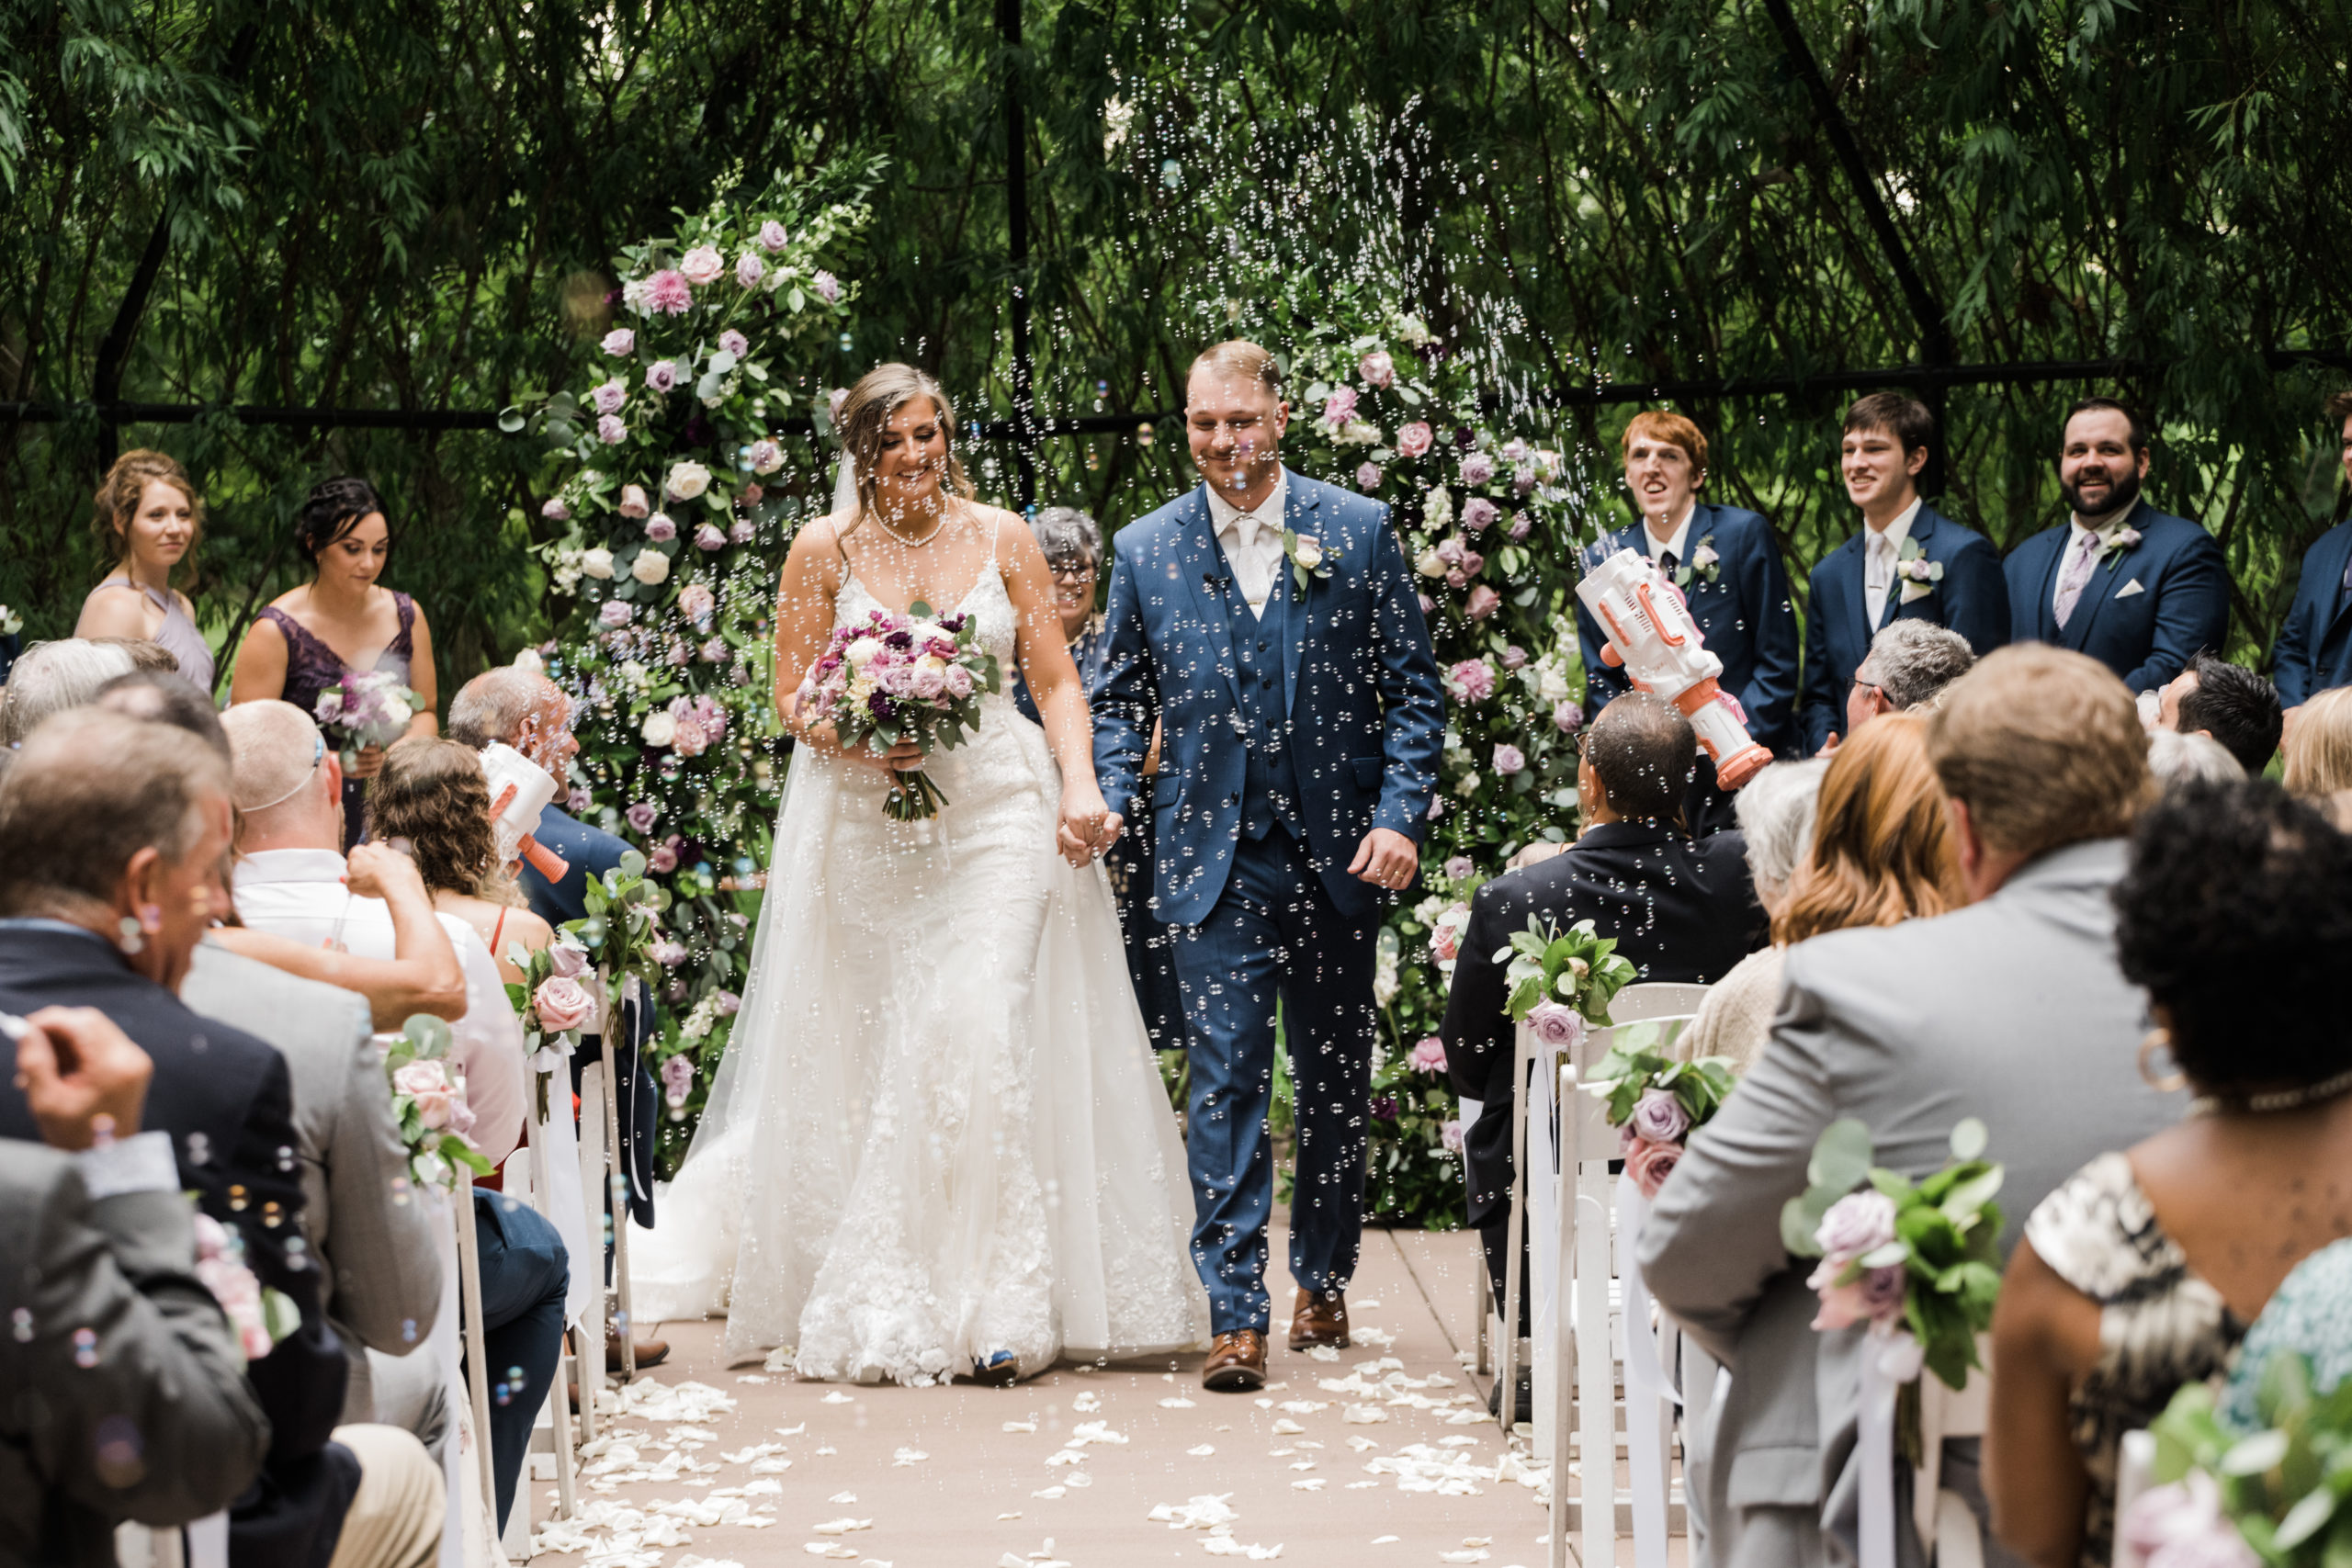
left=1001, top=0, right=1036, bottom=509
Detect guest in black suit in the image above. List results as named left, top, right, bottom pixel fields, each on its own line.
left=1442, top=692, right=1766, bottom=1323
left=0, top=710, right=440, bottom=1568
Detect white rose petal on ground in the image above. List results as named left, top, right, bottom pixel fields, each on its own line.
left=1289, top=1479, right=1326, bottom=1492
left=1306, top=1346, right=1342, bottom=1362
left=1346, top=1437, right=1381, bottom=1452
left=1031, top=1486, right=1066, bottom=1501
left=889, top=1448, right=927, bottom=1466
left=802, top=1546, right=856, bottom=1560
left=1159, top=1396, right=1197, bottom=1409
left=809, top=1518, right=870, bottom=1535
left=826, top=1493, right=856, bottom=1505
left=1371, top=1536, right=1399, bottom=1544
left=820, top=1392, right=854, bottom=1404
left=1148, top=1495, right=1239, bottom=1531
left=1071, top=1392, right=1102, bottom=1413
left=1200, top=1539, right=1283, bottom=1560
left=1003, top=1419, right=1038, bottom=1433
left=1272, top=1418, right=1306, bottom=1436
left=1341, top=1405, right=1389, bottom=1424
left=1186, top=1444, right=1216, bottom=1457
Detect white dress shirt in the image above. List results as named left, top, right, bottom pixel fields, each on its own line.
left=1862, top=498, right=1923, bottom=632
left=1644, top=506, right=1695, bottom=570
left=232, top=849, right=526, bottom=1168
left=2052, top=505, right=2132, bottom=613
left=1205, top=467, right=1292, bottom=618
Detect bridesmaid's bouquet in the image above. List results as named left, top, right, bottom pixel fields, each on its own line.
left=315, top=669, right=422, bottom=770
left=797, top=602, right=1001, bottom=820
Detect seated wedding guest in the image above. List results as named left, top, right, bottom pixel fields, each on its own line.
left=1799, top=393, right=2008, bottom=753
left=1442, top=692, right=1763, bottom=1371
left=3, top=1006, right=268, bottom=1562
left=2146, top=727, right=2244, bottom=787
left=98, top=666, right=469, bottom=1027
left=1988, top=779, right=2352, bottom=1568
left=2154, top=650, right=2281, bottom=773
left=361, top=734, right=572, bottom=1524
left=2003, top=398, right=2229, bottom=694
left=447, top=664, right=664, bottom=1292
left=1839, top=618, right=1975, bottom=744
left=230, top=477, right=437, bottom=849
left=2282, top=684, right=2352, bottom=800
left=0, top=637, right=136, bottom=746
left=1013, top=507, right=1182, bottom=1049
left=92, top=636, right=182, bottom=674
left=72, top=449, right=216, bottom=690
left=0, top=709, right=443, bottom=1568
left=1640, top=645, right=2183, bottom=1568
left=1577, top=410, right=1800, bottom=832
left=2269, top=389, right=2352, bottom=728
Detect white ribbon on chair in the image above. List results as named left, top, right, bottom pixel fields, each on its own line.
left=1525, top=1040, right=1564, bottom=1450
left=1614, top=1176, right=1677, bottom=1568
left=1856, top=1326, right=1924, bottom=1568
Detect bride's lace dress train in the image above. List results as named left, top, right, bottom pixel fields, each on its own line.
left=628, top=568, right=1206, bottom=1382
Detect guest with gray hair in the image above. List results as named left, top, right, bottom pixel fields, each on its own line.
left=1840, top=618, right=1976, bottom=745
left=0, top=638, right=137, bottom=746
left=1673, top=759, right=1828, bottom=1074
left=1010, top=506, right=1109, bottom=726
left=2146, top=725, right=2245, bottom=787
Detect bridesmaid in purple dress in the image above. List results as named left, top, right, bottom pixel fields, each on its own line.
left=74, top=449, right=218, bottom=690
left=229, top=477, right=439, bottom=848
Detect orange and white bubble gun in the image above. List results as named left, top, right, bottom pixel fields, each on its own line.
left=1575, top=547, right=1772, bottom=789
left=481, top=742, right=572, bottom=883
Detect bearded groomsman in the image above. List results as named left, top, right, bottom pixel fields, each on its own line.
left=2271, top=389, right=2352, bottom=731
left=2002, top=397, right=2229, bottom=694
left=1798, top=393, right=2008, bottom=754
left=1575, top=411, right=1799, bottom=834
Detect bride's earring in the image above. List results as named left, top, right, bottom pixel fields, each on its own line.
left=2138, top=1028, right=2187, bottom=1093
left=116, top=916, right=145, bottom=955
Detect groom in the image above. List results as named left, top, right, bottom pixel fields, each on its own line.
left=1093, top=340, right=1446, bottom=1392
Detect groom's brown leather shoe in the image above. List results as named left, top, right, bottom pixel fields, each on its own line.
left=1203, top=1330, right=1268, bottom=1392
left=1288, top=1288, right=1351, bottom=1351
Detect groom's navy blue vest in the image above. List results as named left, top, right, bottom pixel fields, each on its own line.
left=1223, top=566, right=1304, bottom=841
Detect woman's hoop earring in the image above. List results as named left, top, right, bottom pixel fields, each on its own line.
left=2139, top=1029, right=2187, bottom=1093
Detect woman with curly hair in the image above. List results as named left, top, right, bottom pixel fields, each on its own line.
left=367, top=736, right=551, bottom=986
left=1988, top=779, right=2352, bottom=1568
left=74, top=448, right=215, bottom=688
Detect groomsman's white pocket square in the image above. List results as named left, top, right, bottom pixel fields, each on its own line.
left=2116, top=579, right=2145, bottom=598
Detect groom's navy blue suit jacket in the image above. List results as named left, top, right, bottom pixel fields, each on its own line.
left=1574, top=504, right=1801, bottom=757
left=1095, top=469, right=1447, bottom=925
left=2002, top=500, right=2231, bottom=694
left=1798, top=503, right=2009, bottom=753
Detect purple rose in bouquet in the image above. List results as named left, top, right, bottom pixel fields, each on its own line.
left=1631, top=1088, right=1691, bottom=1144
left=733, top=252, right=764, bottom=288
left=695, top=523, right=728, bottom=552
left=1508, top=512, right=1532, bottom=541
left=601, top=327, right=636, bottom=357
left=1501, top=644, right=1528, bottom=670
left=596, top=414, right=626, bottom=446
left=1553, top=700, right=1583, bottom=734
left=1462, top=497, right=1499, bottom=533
left=813, top=270, right=842, bottom=303
left=661, top=1052, right=695, bottom=1111
left=1459, top=452, right=1496, bottom=487
left=313, top=670, right=421, bottom=770
left=1356, top=462, right=1384, bottom=491
left=801, top=606, right=1001, bottom=820
left=592, top=378, right=628, bottom=415
left=718, top=329, right=751, bottom=358
left=1359, top=349, right=1396, bottom=388
left=540, top=498, right=570, bottom=522
left=729, top=519, right=756, bottom=544
left=644, top=360, right=677, bottom=394
left=1492, top=741, right=1526, bottom=775
left=1442, top=855, right=1474, bottom=882
left=1441, top=1119, right=1465, bottom=1154
left=645, top=514, right=676, bottom=542
left=1528, top=1001, right=1585, bottom=1051
left=625, top=800, right=659, bottom=833
left=758, top=220, right=789, bottom=253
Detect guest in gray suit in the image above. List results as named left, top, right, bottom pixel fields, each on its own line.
left=1, top=1007, right=267, bottom=1564
left=1639, top=644, right=2187, bottom=1568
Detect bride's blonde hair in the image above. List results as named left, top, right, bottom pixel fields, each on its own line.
left=835, top=364, right=977, bottom=527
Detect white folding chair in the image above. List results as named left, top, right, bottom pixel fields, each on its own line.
left=451, top=1177, right=509, bottom=1568
left=1914, top=1341, right=1992, bottom=1568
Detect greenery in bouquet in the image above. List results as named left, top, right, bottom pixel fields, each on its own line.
left=1781, top=1117, right=2007, bottom=1395
left=503, top=931, right=597, bottom=1121
left=518, top=156, right=878, bottom=1170
left=2140, top=1356, right=2352, bottom=1566
left=1503, top=914, right=1640, bottom=1035
left=1584, top=1041, right=1739, bottom=1199
left=315, top=670, right=423, bottom=771
left=383, top=1013, right=495, bottom=1190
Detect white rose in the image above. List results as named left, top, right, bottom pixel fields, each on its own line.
left=1453, top=771, right=1482, bottom=796
left=1340, top=420, right=1383, bottom=447
left=1294, top=536, right=1324, bottom=570
left=1415, top=547, right=1446, bottom=579
left=665, top=459, right=711, bottom=501
left=844, top=636, right=883, bottom=668
left=631, top=550, right=671, bottom=585
left=640, top=711, right=679, bottom=748
left=1538, top=667, right=1570, bottom=704
left=580, top=547, right=616, bottom=580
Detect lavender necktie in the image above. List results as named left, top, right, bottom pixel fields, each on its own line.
left=2054, top=532, right=2100, bottom=630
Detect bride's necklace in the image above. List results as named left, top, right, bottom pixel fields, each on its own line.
left=2188, top=1065, right=2352, bottom=1119
left=870, top=500, right=952, bottom=550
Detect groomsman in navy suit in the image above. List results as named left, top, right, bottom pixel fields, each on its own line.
left=1797, top=393, right=2009, bottom=753
left=2002, top=397, right=2229, bottom=694
left=1574, top=410, right=1798, bottom=834
left=1094, top=341, right=1446, bottom=1393
left=2272, top=391, right=2352, bottom=727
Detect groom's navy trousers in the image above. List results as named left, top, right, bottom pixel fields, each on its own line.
left=1173, top=826, right=1380, bottom=1335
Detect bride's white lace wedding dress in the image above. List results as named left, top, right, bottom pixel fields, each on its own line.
left=628, top=552, right=1207, bottom=1382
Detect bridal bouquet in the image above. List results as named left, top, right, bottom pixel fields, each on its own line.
left=1584, top=1041, right=1739, bottom=1198
left=1781, top=1116, right=2006, bottom=1394
left=797, top=603, right=1001, bottom=820
left=383, top=1014, right=493, bottom=1190
left=315, top=669, right=421, bottom=770
left=2132, top=1357, right=2348, bottom=1566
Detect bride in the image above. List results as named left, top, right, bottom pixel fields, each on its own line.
left=629, top=363, right=1207, bottom=1383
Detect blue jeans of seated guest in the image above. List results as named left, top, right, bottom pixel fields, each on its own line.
left=468, top=1192, right=569, bottom=1531
left=1170, top=827, right=1380, bottom=1335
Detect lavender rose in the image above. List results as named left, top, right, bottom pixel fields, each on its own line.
left=601, top=327, right=636, bottom=357
left=644, top=360, right=677, bottom=394
left=1630, top=1088, right=1691, bottom=1145
left=678, top=245, right=726, bottom=287
left=758, top=220, right=789, bottom=254
left=695, top=523, right=728, bottom=552
left=645, top=513, right=676, bottom=542
left=813, top=270, right=842, bottom=303
left=1815, top=1190, right=1899, bottom=1261
left=1459, top=452, right=1496, bottom=487
left=548, top=937, right=589, bottom=978
left=1462, top=496, right=1499, bottom=533
left=718, top=328, right=751, bottom=358
left=1493, top=742, right=1526, bottom=775
left=1359, top=349, right=1396, bottom=388
left=595, top=414, right=626, bottom=446
left=592, top=378, right=628, bottom=415
left=1553, top=700, right=1583, bottom=734
left=1356, top=462, right=1384, bottom=491
left=625, top=801, right=659, bottom=834
left=1527, top=1001, right=1584, bottom=1050
left=733, top=252, right=765, bottom=288
left=597, top=600, right=633, bottom=629
left=1442, top=855, right=1474, bottom=882
left=533, top=976, right=594, bottom=1033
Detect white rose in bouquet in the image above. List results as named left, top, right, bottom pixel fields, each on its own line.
left=631, top=550, right=672, bottom=585
left=665, top=459, right=711, bottom=501
left=580, top=547, right=616, bottom=580
left=641, top=709, right=679, bottom=748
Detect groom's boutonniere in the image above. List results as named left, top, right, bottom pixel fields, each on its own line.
left=1283, top=529, right=1334, bottom=593
left=1895, top=536, right=1945, bottom=604
left=2092, top=523, right=2143, bottom=566
left=1674, top=535, right=1722, bottom=589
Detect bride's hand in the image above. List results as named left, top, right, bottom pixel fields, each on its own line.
left=867, top=739, right=925, bottom=774
left=1057, top=780, right=1114, bottom=868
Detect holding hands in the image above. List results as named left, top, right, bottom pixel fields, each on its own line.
left=1057, top=781, right=1123, bottom=869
